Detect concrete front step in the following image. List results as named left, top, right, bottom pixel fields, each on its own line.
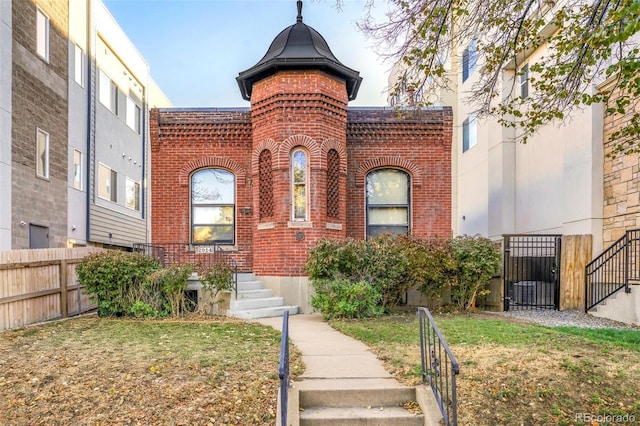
left=231, top=296, right=284, bottom=310
left=237, top=272, right=256, bottom=281
left=300, top=387, right=417, bottom=408
left=300, top=406, right=423, bottom=426
left=230, top=305, right=299, bottom=320
left=235, top=289, right=274, bottom=299
left=236, top=280, right=264, bottom=291
left=297, top=384, right=423, bottom=426
left=229, top=273, right=299, bottom=319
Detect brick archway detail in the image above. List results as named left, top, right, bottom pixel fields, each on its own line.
left=320, top=138, right=347, bottom=173
left=178, top=157, right=246, bottom=186
left=278, top=134, right=321, bottom=168
left=252, top=139, right=278, bottom=173
left=355, top=157, right=423, bottom=187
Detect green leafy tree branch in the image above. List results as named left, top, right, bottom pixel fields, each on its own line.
left=349, top=0, right=639, bottom=154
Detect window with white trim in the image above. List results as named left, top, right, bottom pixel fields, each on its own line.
left=291, top=148, right=308, bottom=221
left=462, top=113, right=478, bottom=152
left=126, top=97, right=141, bottom=133
left=98, top=163, right=117, bottom=202
left=99, top=70, right=118, bottom=114
left=36, top=8, right=49, bottom=62
left=191, top=168, right=235, bottom=245
left=73, top=149, right=82, bottom=190
left=125, top=178, right=140, bottom=211
left=36, top=128, right=49, bottom=179
left=74, top=44, right=84, bottom=87
left=366, top=169, right=410, bottom=238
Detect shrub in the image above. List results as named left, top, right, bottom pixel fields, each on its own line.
left=361, top=235, right=413, bottom=310
left=306, top=236, right=417, bottom=312
left=306, top=234, right=502, bottom=314
left=144, top=264, right=194, bottom=317
left=129, top=301, right=157, bottom=319
left=76, top=250, right=161, bottom=316
left=199, top=260, right=235, bottom=312
left=402, top=236, right=457, bottom=309
left=311, top=279, right=384, bottom=320
left=305, top=238, right=365, bottom=280
left=450, top=235, right=502, bottom=310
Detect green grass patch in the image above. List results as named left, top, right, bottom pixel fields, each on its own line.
left=332, top=313, right=560, bottom=347
left=553, top=326, right=640, bottom=351
left=331, top=312, right=640, bottom=351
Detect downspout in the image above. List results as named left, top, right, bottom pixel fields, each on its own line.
left=141, top=91, right=147, bottom=240
left=84, top=0, right=92, bottom=244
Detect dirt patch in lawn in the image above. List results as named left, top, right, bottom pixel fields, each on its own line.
left=0, top=315, right=302, bottom=426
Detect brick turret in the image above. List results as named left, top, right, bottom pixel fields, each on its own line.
left=237, top=1, right=359, bottom=275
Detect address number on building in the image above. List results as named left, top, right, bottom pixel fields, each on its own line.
left=193, top=246, right=216, bottom=254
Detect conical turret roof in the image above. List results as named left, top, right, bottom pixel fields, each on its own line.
left=236, top=1, right=362, bottom=101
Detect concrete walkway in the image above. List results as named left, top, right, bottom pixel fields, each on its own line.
left=255, top=313, right=395, bottom=381
left=255, top=314, right=442, bottom=425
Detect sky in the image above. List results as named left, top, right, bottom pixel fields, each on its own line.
left=102, top=0, right=393, bottom=107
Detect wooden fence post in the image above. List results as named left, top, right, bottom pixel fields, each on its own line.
left=60, top=259, right=68, bottom=318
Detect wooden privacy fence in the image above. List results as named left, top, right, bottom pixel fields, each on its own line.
left=0, top=248, right=102, bottom=331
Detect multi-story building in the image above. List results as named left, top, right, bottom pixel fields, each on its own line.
left=1, top=0, right=169, bottom=251
left=388, top=1, right=640, bottom=323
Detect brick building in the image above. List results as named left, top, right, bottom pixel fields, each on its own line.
left=150, top=3, right=452, bottom=313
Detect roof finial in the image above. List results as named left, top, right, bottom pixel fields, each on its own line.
left=296, top=0, right=303, bottom=23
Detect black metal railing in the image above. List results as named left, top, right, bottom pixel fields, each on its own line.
left=133, top=242, right=238, bottom=296
left=278, top=311, right=290, bottom=426
left=585, top=229, right=640, bottom=312
left=418, top=307, right=459, bottom=426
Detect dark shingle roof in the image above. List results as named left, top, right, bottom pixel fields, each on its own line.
left=236, top=1, right=362, bottom=101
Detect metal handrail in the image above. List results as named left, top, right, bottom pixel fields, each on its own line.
left=418, top=307, right=459, bottom=426
left=585, top=229, right=639, bottom=311
left=132, top=242, right=238, bottom=297
left=279, top=311, right=290, bottom=426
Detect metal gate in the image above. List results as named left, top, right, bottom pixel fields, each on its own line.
left=503, top=235, right=561, bottom=311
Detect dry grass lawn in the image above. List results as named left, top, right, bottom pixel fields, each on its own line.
left=0, top=315, right=303, bottom=426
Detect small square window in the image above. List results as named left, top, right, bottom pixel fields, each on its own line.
left=36, top=8, right=49, bottom=62
left=36, top=128, right=49, bottom=179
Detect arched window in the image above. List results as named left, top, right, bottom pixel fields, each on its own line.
left=191, top=168, right=235, bottom=244
left=291, top=148, right=308, bottom=221
left=326, top=149, right=340, bottom=219
left=366, top=169, right=410, bottom=238
left=259, top=150, right=273, bottom=220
